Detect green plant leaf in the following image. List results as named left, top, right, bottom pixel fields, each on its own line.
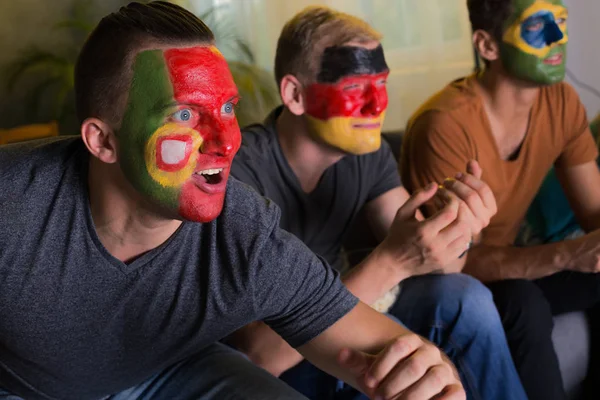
left=4, top=48, right=70, bottom=92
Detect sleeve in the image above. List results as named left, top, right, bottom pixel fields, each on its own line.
left=365, top=140, right=402, bottom=202
left=400, top=111, right=474, bottom=217
left=555, top=83, right=599, bottom=169
left=250, top=206, right=359, bottom=348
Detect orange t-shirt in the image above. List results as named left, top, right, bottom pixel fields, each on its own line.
left=401, top=75, right=598, bottom=246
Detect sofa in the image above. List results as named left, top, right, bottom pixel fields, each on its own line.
left=343, top=132, right=590, bottom=399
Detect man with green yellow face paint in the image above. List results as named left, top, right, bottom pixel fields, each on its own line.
left=230, top=6, right=527, bottom=400
left=402, top=0, right=600, bottom=399
left=0, top=2, right=472, bottom=400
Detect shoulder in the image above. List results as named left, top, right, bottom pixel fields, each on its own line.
left=407, top=76, right=479, bottom=128
left=220, top=177, right=281, bottom=231
left=237, top=123, right=277, bottom=162
left=0, top=136, right=84, bottom=182
left=540, top=81, right=582, bottom=109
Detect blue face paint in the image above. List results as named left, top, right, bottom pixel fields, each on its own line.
left=520, top=10, right=564, bottom=49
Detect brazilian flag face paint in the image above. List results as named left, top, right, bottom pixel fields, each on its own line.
left=118, top=46, right=241, bottom=223
left=501, top=0, right=568, bottom=85
left=304, top=44, right=389, bottom=155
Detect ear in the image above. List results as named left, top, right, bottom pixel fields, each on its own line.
left=81, top=118, right=119, bottom=164
left=280, top=74, right=306, bottom=116
left=473, top=29, right=500, bottom=63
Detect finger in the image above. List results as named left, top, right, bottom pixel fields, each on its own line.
left=420, top=189, right=460, bottom=234
left=397, top=364, right=456, bottom=400
left=445, top=232, right=473, bottom=260
left=374, top=343, right=442, bottom=399
left=442, top=179, right=485, bottom=234
left=455, top=172, right=497, bottom=216
left=365, top=334, right=423, bottom=390
left=338, top=348, right=375, bottom=379
left=396, top=183, right=438, bottom=221
left=432, top=384, right=467, bottom=400
left=466, top=159, right=482, bottom=179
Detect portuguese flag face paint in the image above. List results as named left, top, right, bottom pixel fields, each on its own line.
left=304, top=44, right=389, bottom=155
left=119, top=46, right=241, bottom=223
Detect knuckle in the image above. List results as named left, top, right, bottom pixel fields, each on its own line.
left=406, top=357, right=425, bottom=378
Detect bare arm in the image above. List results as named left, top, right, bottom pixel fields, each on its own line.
left=464, top=161, right=600, bottom=282
left=298, top=301, right=464, bottom=399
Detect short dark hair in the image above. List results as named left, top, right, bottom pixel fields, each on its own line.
left=274, top=6, right=381, bottom=87
left=466, top=0, right=514, bottom=42
left=74, top=1, right=214, bottom=127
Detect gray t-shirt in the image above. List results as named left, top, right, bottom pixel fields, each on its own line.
left=232, top=107, right=402, bottom=270
left=0, top=138, right=358, bottom=400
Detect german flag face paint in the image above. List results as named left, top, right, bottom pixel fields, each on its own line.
left=501, top=0, right=568, bottom=85
left=304, top=45, right=389, bottom=155
left=118, top=46, right=241, bottom=223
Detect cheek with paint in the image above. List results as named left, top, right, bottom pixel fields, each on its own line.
left=145, top=124, right=203, bottom=188
left=304, top=72, right=388, bottom=155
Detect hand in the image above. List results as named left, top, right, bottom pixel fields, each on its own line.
left=226, top=322, right=304, bottom=377
left=441, top=160, right=497, bottom=240
left=338, top=334, right=465, bottom=400
left=379, top=183, right=472, bottom=277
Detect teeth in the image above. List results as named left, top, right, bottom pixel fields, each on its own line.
left=196, top=168, right=223, bottom=176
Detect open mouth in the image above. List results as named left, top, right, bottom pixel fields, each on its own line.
left=544, top=53, right=563, bottom=66
left=194, top=168, right=224, bottom=185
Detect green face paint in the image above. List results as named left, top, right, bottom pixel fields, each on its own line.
left=501, top=0, right=568, bottom=85
left=119, top=50, right=180, bottom=211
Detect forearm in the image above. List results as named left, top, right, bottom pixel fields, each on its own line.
left=227, top=322, right=304, bottom=376
left=463, top=241, right=573, bottom=282
left=298, top=302, right=414, bottom=389
left=342, top=246, right=409, bottom=305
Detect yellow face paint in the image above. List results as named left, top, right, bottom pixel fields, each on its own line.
left=144, top=123, right=203, bottom=188
left=503, top=0, right=568, bottom=59
left=305, top=112, right=386, bottom=155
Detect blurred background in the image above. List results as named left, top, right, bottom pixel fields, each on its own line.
left=0, top=0, right=598, bottom=136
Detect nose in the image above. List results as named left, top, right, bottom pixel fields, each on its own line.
left=360, top=84, right=386, bottom=116
left=200, top=128, right=240, bottom=157
left=544, top=22, right=564, bottom=45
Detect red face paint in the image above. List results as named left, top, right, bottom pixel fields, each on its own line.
left=164, top=47, right=241, bottom=222
left=304, top=71, right=389, bottom=121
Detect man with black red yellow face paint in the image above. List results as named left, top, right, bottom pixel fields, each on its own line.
left=0, top=2, right=468, bottom=400
left=402, top=0, right=600, bottom=399
left=304, top=45, right=389, bottom=155
left=230, top=6, right=525, bottom=400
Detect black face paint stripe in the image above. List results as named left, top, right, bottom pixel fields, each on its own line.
left=317, top=44, right=389, bottom=83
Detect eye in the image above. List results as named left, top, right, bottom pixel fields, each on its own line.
left=173, top=108, right=193, bottom=122
left=221, top=101, right=235, bottom=116
left=343, top=83, right=362, bottom=91
left=556, top=17, right=567, bottom=25
left=525, top=21, right=544, bottom=32
left=376, top=78, right=387, bottom=86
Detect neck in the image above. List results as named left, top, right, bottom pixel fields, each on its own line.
left=276, top=108, right=344, bottom=192
left=87, top=157, right=182, bottom=263
left=476, top=67, right=540, bottom=120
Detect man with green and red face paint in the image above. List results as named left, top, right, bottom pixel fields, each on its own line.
left=0, top=2, right=470, bottom=400
left=230, top=6, right=526, bottom=400
left=402, top=0, right=600, bottom=399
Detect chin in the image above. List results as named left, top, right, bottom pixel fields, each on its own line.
left=179, top=201, right=225, bottom=223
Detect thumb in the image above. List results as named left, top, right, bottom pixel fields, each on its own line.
left=466, top=160, right=482, bottom=179
left=338, top=347, right=375, bottom=378
left=396, top=183, right=438, bottom=221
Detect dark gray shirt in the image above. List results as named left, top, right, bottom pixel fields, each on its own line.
left=231, top=107, right=402, bottom=270
left=0, top=137, right=357, bottom=400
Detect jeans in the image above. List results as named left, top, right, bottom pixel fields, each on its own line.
left=0, top=343, right=307, bottom=400
left=488, top=271, right=600, bottom=400
left=281, top=274, right=527, bottom=400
